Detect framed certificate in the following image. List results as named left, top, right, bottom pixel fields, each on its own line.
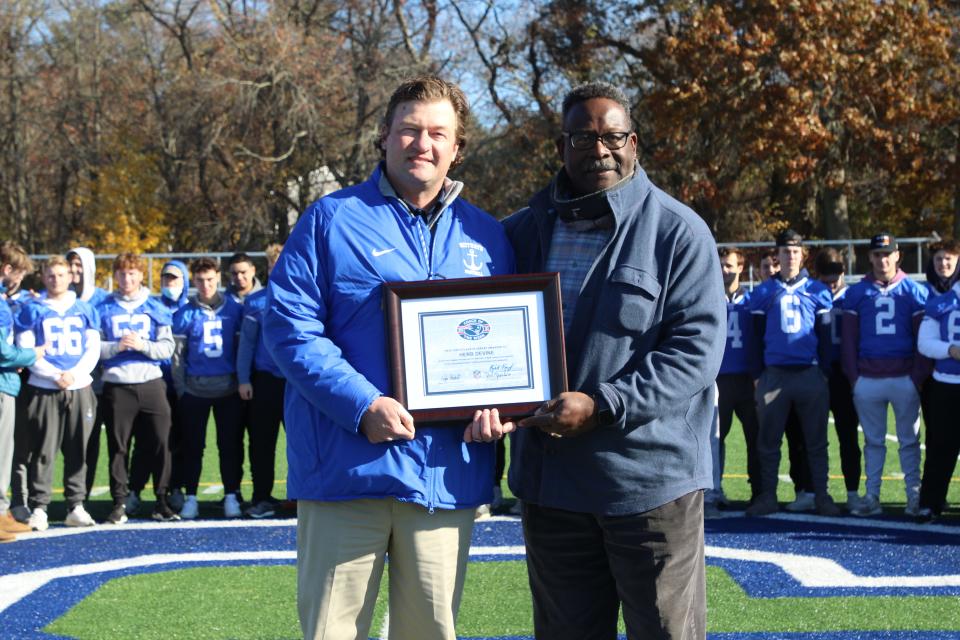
left=383, top=273, right=567, bottom=422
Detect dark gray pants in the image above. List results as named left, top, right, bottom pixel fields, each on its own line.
left=522, top=491, right=705, bottom=640
left=104, top=378, right=172, bottom=501
left=21, top=385, right=97, bottom=510
left=755, top=366, right=830, bottom=497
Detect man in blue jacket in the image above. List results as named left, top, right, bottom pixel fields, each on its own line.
left=503, top=82, right=725, bottom=640
left=264, top=76, right=514, bottom=640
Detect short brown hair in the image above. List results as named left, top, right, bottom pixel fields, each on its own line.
left=0, top=241, right=33, bottom=273
left=45, top=255, right=70, bottom=272
left=719, top=247, right=745, bottom=267
left=930, top=238, right=960, bottom=256
left=815, top=247, right=845, bottom=276
left=113, top=252, right=145, bottom=273
left=760, top=249, right=779, bottom=265
left=377, top=75, right=469, bottom=168
left=190, top=257, right=220, bottom=275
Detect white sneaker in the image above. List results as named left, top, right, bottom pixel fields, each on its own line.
left=852, top=494, right=882, bottom=517
left=785, top=492, right=816, bottom=512
left=223, top=494, right=241, bottom=519
left=474, top=503, right=491, bottom=520
left=28, top=508, right=48, bottom=532
left=904, top=495, right=921, bottom=517
left=180, top=495, right=199, bottom=520
left=65, top=504, right=95, bottom=527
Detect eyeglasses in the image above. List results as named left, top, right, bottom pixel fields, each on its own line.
left=562, top=131, right=632, bottom=150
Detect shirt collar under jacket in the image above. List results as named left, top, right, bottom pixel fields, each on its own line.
left=864, top=268, right=907, bottom=288
left=727, top=286, right=746, bottom=303
left=376, top=162, right=464, bottom=230
left=777, top=268, right=809, bottom=287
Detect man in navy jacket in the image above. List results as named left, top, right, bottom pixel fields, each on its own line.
left=503, top=82, right=725, bottom=640
left=264, top=76, right=514, bottom=640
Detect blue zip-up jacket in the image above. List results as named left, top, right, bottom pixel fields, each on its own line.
left=263, top=166, right=514, bottom=509
left=503, top=166, right=725, bottom=516
left=0, top=284, right=36, bottom=397
left=237, top=288, right=283, bottom=382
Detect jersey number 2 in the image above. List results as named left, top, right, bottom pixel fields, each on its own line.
left=874, top=297, right=896, bottom=335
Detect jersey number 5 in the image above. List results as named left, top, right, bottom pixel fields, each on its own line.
left=202, top=320, right=223, bottom=358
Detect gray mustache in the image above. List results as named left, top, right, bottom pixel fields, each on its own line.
left=581, top=159, right=619, bottom=172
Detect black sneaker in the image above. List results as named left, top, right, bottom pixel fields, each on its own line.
left=106, top=502, right=128, bottom=525
left=152, top=498, right=182, bottom=522
left=244, top=500, right=276, bottom=519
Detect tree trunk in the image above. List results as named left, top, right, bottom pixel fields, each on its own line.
left=821, top=166, right=852, bottom=239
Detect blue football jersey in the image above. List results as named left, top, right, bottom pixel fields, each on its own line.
left=99, top=295, right=173, bottom=369
left=173, top=297, right=243, bottom=377
left=720, top=288, right=752, bottom=375
left=16, top=297, right=99, bottom=372
left=749, top=273, right=832, bottom=367
left=925, top=290, right=960, bottom=378
left=842, top=277, right=926, bottom=360
left=242, top=288, right=283, bottom=377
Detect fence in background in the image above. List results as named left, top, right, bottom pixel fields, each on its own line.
left=30, top=236, right=942, bottom=292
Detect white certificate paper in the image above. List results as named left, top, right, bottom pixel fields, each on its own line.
left=419, top=307, right=533, bottom=395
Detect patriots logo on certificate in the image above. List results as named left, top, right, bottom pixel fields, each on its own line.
left=457, top=318, right=491, bottom=340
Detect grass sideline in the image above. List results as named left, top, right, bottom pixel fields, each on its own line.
left=53, top=411, right=960, bottom=517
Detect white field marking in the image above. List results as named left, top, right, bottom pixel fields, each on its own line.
left=0, top=541, right=526, bottom=616
left=706, top=544, right=960, bottom=588
left=0, top=551, right=296, bottom=615
left=3, top=537, right=956, bottom=617
left=201, top=484, right=224, bottom=495
left=88, top=486, right=109, bottom=497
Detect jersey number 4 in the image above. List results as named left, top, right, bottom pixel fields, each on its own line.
left=727, top=311, right=744, bottom=348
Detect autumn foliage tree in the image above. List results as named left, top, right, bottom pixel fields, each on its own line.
left=639, top=0, right=960, bottom=241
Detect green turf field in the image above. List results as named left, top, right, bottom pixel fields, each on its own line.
left=54, top=409, right=960, bottom=515
left=46, top=562, right=960, bottom=639
left=35, top=410, right=960, bottom=639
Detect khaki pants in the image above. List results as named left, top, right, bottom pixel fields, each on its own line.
left=297, top=498, right=474, bottom=640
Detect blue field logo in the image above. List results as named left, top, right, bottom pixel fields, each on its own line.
left=457, top=318, right=491, bottom=340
